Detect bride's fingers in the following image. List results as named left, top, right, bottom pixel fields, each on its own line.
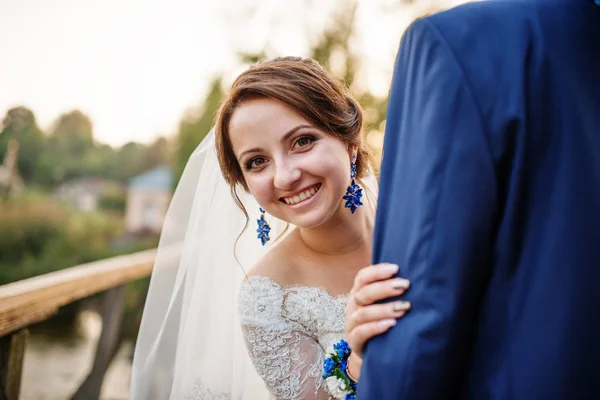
left=347, top=318, right=398, bottom=356
left=353, top=263, right=400, bottom=292
left=353, top=278, right=410, bottom=306
left=346, top=301, right=410, bottom=333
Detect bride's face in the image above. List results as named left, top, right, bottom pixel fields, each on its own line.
left=229, top=98, right=354, bottom=229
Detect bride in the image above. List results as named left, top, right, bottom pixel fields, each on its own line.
left=130, top=57, right=410, bottom=399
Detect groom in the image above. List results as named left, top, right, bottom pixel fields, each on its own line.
left=360, top=0, right=600, bottom=399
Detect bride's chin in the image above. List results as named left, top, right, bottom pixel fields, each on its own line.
left=292, top=210, right=333, bottom=229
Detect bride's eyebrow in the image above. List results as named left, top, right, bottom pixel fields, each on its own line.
left=237, top=124, right=313, bottom=160
left=238, top=146, right=262, bottom=161
left=280, top=124, right=313, bottom=142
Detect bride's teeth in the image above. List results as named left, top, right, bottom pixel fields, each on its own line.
left=283, top=184, right=321, bottom=205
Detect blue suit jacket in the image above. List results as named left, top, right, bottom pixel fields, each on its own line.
left=361, top=1, right=600, bottom=399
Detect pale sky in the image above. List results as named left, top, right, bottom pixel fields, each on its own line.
left=0, top=0, right=461, bottom=147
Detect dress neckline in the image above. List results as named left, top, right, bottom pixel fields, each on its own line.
left=243, top=275, right=350, bottom=301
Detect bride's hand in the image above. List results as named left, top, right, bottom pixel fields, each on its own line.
left=344, top=263, right=410, bottom=378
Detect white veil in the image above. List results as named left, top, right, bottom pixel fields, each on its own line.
left=130, top=129, right=285, bottom=399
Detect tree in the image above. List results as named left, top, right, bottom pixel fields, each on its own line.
left=113, top=141, right=146, bottom=182
left=139, top=136, right=171, bottom=172
left=174, top=78, right=224, bottom=180
left=49, top=110, right=95, bottom=154
left=34, top=109, right=101, bottom=185
left=0, top=107, right=45, bottom=182
left=310, top=1, right=359, bottom=86
left=306, top=0, right=390, bottom=166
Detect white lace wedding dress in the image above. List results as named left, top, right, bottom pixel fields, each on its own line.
left=238, top=276, right=349, bottom=400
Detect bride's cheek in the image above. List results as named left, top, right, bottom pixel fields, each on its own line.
left=302, top=151, right=333, bottom=175
left=248, top=175, right=277, bottom=204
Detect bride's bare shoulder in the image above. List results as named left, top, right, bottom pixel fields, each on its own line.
left=246, top=233, right=301, bottom=286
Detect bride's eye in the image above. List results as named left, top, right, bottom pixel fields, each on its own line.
left=246, top=157, right=267, bottom=170
left=292, top=135, right=316, bottom=150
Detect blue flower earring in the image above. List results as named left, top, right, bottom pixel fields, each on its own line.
left=256, top=208, right=271, bottom=246
left=343, top=156, right=363, bottom=214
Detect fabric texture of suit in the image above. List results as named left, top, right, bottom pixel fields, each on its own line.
left=361, top=0, right=600, bottom=398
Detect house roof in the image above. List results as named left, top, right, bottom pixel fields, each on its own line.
left=129, top=166, right=174, bottom=190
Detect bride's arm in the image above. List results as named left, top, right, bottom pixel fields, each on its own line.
left=241, top=323, right=333, bottom=400
left=239, top=279, right=333, bottom=400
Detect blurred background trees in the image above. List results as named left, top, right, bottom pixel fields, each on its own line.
left=0, top=0, right=446, bottom=285
left=0, top=105, right=166, bottom=285
left=0, top=107, right=44, bottom=183
left=0, top=0, right=457, bottom=294
left=174, top=78, right=224, bottom=179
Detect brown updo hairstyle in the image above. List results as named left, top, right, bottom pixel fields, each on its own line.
left=215, top=56, right=371, bottom=193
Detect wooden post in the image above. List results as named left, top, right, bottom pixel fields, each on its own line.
left=71, top=285, right=127, bottom=400
left=0, top=329, right=28, bottom=400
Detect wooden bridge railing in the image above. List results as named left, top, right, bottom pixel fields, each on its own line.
left=0, top=249, right=156, bottom=400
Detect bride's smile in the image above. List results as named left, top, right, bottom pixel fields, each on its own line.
left=280, top=183, right=322, bottom=206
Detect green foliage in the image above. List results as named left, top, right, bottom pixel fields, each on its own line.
left=0, top=107, right=175, bottom=187
left=0, top=105, right=176, bottom=188
left=0, top=107, right=45, bottom=182
left=49, top=110, right=95, bottom=154
left=33, top=110, right=112, bottom=185
left=140, top=137, right=171, bottom=173
left=174, top=78, right=224, bottom=181
left=308, top=1, right=388, bottom=166
left=0, top=196, right=67, bottom=266
left=310, top=2, right=359, bottom=85
left=0, top=105, right=168, bottom=287
left=0, top=194, right=127, bottom=285
left=98, top=190, right=127, bottom=213
left=113, top=141, right=147, bottom=181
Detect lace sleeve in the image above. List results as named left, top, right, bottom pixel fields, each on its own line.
left=239, top=278, right=333, bottom=400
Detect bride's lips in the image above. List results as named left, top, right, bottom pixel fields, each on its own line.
left=279, top=183, right=322, bottom=207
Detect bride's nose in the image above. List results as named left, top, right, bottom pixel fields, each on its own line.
left=273, top=160, right=302, bottom=190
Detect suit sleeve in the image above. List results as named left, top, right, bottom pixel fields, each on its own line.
left=359, top=18, right=498, bottom=399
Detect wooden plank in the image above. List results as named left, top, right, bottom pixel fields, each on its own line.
left=71, top=285, right=127, bottom=400
left=0, top=249, right=159, bottom=337
left=0, top=329, right=28, bottom=400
